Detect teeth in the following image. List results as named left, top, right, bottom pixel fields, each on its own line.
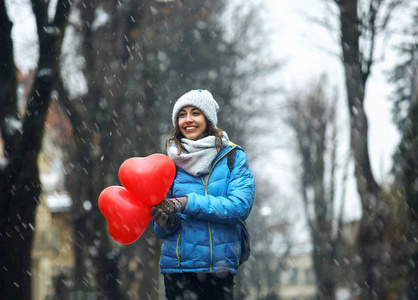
left=186, top=127, right=195, bottom=130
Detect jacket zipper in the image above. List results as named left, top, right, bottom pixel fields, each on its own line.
left=176, top=232, right=181, bottom=266
left=208, top=221, right=213, bottom=271
left=200, top=176, right=213, bottom=271
left=200, top=145, right=237, bottom=272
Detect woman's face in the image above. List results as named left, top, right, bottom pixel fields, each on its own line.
left=178, top=106, right=207, bottom=140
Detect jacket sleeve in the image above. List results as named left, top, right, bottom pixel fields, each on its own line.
left=183, top=149, right=255, bottom=224
left=152, top=218, right=180, bottom=240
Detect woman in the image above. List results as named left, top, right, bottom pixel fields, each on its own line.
left=151, top=89, right=255, bottom=300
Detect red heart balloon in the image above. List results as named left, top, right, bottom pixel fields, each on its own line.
left=118, top=154, right=176, bottom=206
left=98, top=186, right=151, bottom=244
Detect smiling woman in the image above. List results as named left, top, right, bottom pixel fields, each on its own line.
left=150, top=89, right=255, bottom=300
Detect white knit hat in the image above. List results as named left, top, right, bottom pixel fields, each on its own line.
left=172, top=89, right=219, bottom=127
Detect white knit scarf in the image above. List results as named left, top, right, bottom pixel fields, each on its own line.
left=167, top=132, right=229, bottom=177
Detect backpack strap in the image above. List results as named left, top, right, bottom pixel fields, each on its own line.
left=226, top=147, right=237, bottom=173
left=225, top=143, right=251, bottom=265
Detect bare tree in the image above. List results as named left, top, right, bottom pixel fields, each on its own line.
left=0, top=1, right=71, bottom=299
left=389, top=5, right=418, bottom=297
left=285, top=76, right=344, bottom=300
left=320, top=1, right=407, bottom=298
left=402, top=77, right=418, bottom=300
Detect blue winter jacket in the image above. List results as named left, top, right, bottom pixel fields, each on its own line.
left=153, top=142, right=255, bottom=275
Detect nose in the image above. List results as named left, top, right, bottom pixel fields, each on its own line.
left=185, top=113, right=193, bottom=122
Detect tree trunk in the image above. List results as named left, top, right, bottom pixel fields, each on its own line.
left=402, top=83, right=418, bottom=299
left=338, top=1, right=388, bottom=299
left=0, top=3, right=36, bottom=298
left=0, top=167, right=40, bottom=300
left=61, top=0, right=124, bottom=297
left=0, top=1, right=70, bottom=298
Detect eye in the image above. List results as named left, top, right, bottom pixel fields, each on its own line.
left=178, top=112, right=186, bottom=118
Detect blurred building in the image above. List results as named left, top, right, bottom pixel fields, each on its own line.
left=31, top=186, right=74, bottom=300
left=277, top=245, right=316, bottom=300
left=277, top=249, right=352, bottom=300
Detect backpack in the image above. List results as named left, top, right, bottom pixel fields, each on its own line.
left=226, top=148, right=251, bottom=265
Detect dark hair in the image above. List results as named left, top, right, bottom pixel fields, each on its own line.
left=165, top=116, right=224, bottom=155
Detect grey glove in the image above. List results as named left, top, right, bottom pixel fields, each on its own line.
left=151, top=198, right=187, bottom=228
left=151, top=205, right=178, bottom=229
